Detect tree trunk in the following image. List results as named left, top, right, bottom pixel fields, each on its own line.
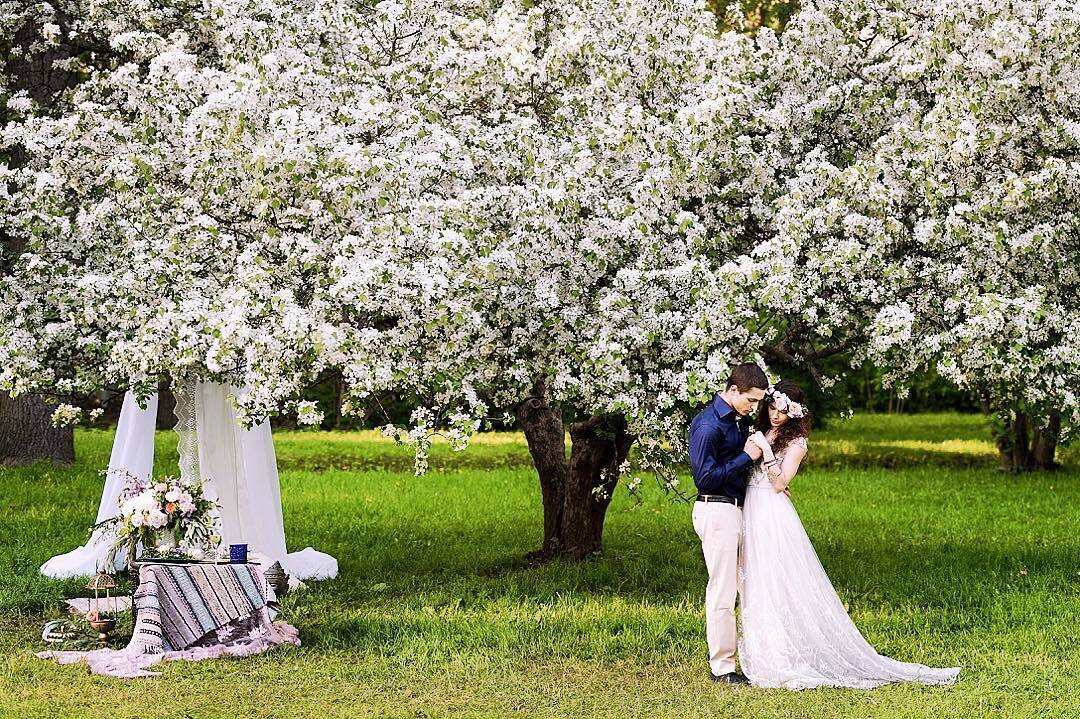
left=987, top=408, right=1063, bottom=473
left=0, top=393, right=74, bottom=465
left=865, top=367, right=874, bottom=412
left=155, top=379, right=177, bottom=430
left=1032, top=411, right=1060, bottom=471
left=335, top=374, right=347, bottom=429
left=562, top=414, right=635, bottom=558
left=11, top=18, right=81, bottom=99
left=0, top=17, right=83, bottom=466
left=991, top=410, right=1031, bottom=473
left=516, top=382, right=635, bottom=561
left=1011, top=412, right=1030, bottom=471
left=517, top=382, right=570, bottom=559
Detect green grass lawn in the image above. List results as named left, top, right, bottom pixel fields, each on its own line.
left=1, top=413, right=1078, bottom=718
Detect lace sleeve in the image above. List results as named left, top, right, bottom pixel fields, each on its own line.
left=793, top=436, right=808, bottom=450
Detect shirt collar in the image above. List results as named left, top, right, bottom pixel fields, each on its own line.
left=712, top=394, right=737, bottom=420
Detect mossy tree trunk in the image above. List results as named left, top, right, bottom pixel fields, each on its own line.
left=516, top=382, right=635, bottom=561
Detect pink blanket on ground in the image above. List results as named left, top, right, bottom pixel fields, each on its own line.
left=37, top=610, right=300, bottom=678
left=38, top=563, right=300, bottom=678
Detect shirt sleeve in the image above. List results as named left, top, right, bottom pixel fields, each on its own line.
left=689, top=420, right=753, bottom=494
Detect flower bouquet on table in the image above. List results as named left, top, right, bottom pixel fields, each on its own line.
left=96, top=471, right=223, bottom=570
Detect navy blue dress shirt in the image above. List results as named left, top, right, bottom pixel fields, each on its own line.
left=689, top=395, right=754, bottom=500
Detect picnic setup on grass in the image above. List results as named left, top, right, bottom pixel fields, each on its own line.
left=35, top=379, right=337, bottom=678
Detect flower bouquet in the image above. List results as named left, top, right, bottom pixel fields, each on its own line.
left=97, top=472, right=222, bottom=569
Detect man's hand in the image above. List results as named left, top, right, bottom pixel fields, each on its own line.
left=743, top=438, right=763, bottom=460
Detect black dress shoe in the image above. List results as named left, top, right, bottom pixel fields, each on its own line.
left=710, top=671, right=750, bottom=685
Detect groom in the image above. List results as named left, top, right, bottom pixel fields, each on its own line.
left=689, top=363, right=768, bottom=685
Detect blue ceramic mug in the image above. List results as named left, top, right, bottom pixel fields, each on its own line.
left=229, top=543, right=248, bottom=563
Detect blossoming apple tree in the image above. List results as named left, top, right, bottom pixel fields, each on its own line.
left=324, top=0, right=783, bottom=558
left=1, top=0, right=778, bottom=558
left=747, top=0, right=1080, bottom=470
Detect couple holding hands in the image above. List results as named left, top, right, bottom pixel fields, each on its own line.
left=689, top=364, right=960, bottom=690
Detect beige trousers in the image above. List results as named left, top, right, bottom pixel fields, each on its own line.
left=692, top=501, right=742, bottom=676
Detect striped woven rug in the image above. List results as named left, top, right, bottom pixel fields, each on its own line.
left=132, top=563, right=266, bottom=653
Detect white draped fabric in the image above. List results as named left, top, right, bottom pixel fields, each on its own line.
left=40, top=383, right=337, bottom=582
left=739, top=437, right=959, bottom=690
left=39, top=392, right=159, bottom=578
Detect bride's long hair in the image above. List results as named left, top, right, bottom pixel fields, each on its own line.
left=756, top=379, right=811, bottom=454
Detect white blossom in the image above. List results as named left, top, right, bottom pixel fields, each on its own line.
left=3, top=0, right=1079, bottom=470
left=50, top=404, right=82, bottom=426
left=295, top=400, right=324, bottom=427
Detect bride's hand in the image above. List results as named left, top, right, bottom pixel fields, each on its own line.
left=749, top=431, right=774, bottom=460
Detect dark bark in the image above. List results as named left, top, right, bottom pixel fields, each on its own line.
left=988, top=408, right=1059, bottom=473
left=516, top=382, right=635, bottom=561
left=0, top=393, right=74, bottom=465
left=335, top=374, right=347, bottom=429
left=1032, top=412, right=1061, bottom=471
left=516, top=382, right=570, bottom=558
left=155, top=379, right=177, bottom=430
left=0, top=20, right=80, bottom=465
left=973, top=369, right=1064, bottom=472
left=990, top=410, right=1029, bottom=472
left=5, top=19, right=81, bottom=108
left=562, top=414, right=635, bottom=558
left=1011, top=413, right=1030, bottom=471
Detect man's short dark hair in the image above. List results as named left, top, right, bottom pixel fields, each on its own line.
left=726, top=363, right=769, bottom=392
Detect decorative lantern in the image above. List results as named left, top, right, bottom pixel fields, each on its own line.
left=85, top=570, right=118, bottom=646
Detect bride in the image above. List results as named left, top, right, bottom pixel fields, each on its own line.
left=738, top=380, right=960, bottom=690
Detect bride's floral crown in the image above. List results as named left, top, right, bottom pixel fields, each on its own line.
left=765, top=385, right=806, bottom=418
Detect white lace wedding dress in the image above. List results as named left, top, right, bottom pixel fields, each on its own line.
left=739, top=436, right=960, bottom=690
